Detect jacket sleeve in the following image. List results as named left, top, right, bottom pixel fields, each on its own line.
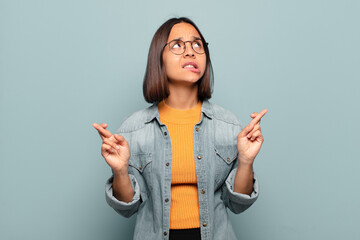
left=221, top=163, right=259, bottom=214
left=105, top=167, right=143, bottom=218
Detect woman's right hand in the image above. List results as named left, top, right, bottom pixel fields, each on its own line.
left=93, top=123, right=130, bottom=175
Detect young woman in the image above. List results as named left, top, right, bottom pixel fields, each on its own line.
left=93, top=17, right=267, bottom=240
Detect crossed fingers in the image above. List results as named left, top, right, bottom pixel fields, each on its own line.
left=249, top=109, right=267, bottom=127
left=93, top=123, right=112, bottom=140
left=93, top=122, right=127, bottom=147
left=240, top=109, right=268, bottom=139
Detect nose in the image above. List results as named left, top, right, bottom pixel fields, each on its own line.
left=183, top=42, right=195, bottom=57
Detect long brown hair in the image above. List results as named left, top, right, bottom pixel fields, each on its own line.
left=143, top=17, right=214, bottom=103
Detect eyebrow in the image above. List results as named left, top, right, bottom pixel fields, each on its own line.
left=170, top=36, right=202, bottom=41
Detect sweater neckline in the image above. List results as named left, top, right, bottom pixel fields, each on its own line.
left=158, top=100, right=202, bottom=124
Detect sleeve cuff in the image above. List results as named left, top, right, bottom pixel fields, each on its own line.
left=105, top=174, right=141, bottom=211
left=225, top=168, right=259, bottom=205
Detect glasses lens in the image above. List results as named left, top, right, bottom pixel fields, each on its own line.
left=168, top=40, right=205, bottom=54
left=169, top=40, right=185, bottom=54
left=192, top=40, right=204, bottom=54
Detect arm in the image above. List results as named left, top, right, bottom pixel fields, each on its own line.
left=221, top=160, right=259, bottom=214
left=221, top=109, right=267, bottom=213
left=105, top=170, right=142, bottom=218
left=233, top=163, right=254, bottom=196
left=93, top=123, right=142, bottom=217
left=112, top=170, right=134, bottom=203
left=235, top=109, right=267, bottom=194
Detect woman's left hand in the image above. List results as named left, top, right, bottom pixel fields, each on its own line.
left=237, top=109, right=268, bottom=166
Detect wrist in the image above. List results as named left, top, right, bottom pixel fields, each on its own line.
left=113, top=167, right=129, bottom=177
left=238, top=157, right=254, bottom=167
left=237, top=161, right=253, bottom=173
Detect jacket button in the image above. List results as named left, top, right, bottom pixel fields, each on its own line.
left=164, top=232, right=167, bottom=236
left=165, top=198, right=169, bottom=202
left=203, top=222, right=207, bottom=227
left=166, top=162, right=169, bottom=166
left=195, top=127, right=199, bottom=132
left=201, top=190, right=205, bottom=194
left=139, top=165, right=142, bottom=170
left=164, top=131, right=167, bottom=136
left=197, top=155, right=202, bottom=160
left=227, top=157, right=230, bottom=162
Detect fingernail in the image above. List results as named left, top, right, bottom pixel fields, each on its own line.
left=116, top=145, right=120, bottom=149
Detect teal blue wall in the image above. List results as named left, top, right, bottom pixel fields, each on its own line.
left=1, top=0, right=359, bottom=239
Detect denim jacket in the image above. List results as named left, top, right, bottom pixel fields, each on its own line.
left=105, top=100, right=259, bottom=240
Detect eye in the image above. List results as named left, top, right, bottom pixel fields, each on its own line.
left=170, top=40, right=183, bottom=50
left=172, top=43, right=181, bottom=49
left=193, top=41, right=203, bottom=49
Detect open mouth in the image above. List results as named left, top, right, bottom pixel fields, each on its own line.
left=182, top=62, right=200, bottom=73
left=182, top=62, right=198, bottom=69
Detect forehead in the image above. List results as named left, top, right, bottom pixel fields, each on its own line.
left=167, top=22, right=201, bottom=41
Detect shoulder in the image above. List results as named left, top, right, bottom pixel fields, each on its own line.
left=116, top=103, right=158, bottom=133
left=205, top=100, right=242, bottom=127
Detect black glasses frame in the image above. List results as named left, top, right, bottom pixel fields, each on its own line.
left=163, top=39, right=208, bottom=55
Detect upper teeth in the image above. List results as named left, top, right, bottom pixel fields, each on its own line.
left=184, top=65, right=195, bottom=68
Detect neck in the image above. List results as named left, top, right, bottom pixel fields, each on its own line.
left=165, top=82, right=199, bottom=110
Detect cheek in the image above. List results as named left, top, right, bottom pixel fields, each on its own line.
left=164, top=56, right=179, bottom=73
left=164, top=61, right=176, bottom=77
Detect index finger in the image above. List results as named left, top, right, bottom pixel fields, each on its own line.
left=249, top=109, right=268, bottom=126
left=93, top=123, right=113, bottom=138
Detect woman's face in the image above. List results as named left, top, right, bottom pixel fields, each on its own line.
left=162, top=22, right=207, bottom=85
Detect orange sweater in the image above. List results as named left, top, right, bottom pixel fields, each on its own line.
left=158, top=100, right=202, bottom=229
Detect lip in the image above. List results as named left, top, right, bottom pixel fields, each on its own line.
left=182, top=62, right=199, bottom=69
left=182, top=62, right=200, bottom=73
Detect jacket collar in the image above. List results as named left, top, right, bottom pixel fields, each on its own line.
left=145, top=99, right=213, bottom=124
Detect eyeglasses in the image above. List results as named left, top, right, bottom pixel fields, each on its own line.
left=163, top=39, right=207, bottom=55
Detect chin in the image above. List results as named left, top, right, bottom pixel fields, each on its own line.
left=183, top=78, right=200, bottom=85
left=169, top=76, right=201, bottom=85
left=182, top=74, right=203, bottom=83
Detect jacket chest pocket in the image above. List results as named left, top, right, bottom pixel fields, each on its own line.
left=214, top=145, right=238, bottom=186
left=128, top=153, right=153, bottom=192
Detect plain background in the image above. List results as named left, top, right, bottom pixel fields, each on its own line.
left=1, top=0, right=359, bottom=239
